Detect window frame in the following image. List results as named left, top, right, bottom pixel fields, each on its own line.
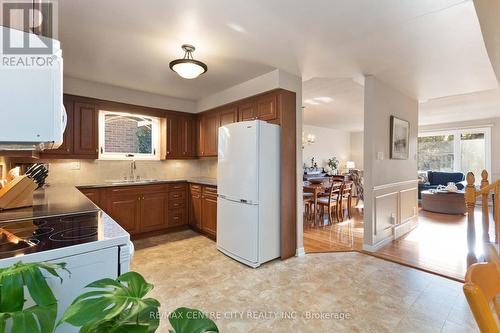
left=98, top=110, right=161, bottom=161
left=418, top=126, right=492, bottom=180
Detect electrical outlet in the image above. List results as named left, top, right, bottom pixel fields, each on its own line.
left=390, top=213, right=396, bottom=225
left=69, top=161, right=81, bottom=170
left=377, top=152, right=384, bottom=160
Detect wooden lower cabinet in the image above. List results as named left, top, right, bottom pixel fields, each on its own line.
left=106, top=190, right=142, bottom=235
left=189, top=184, right=203, bottom=230
left=140, top=191, right=168, bottom=232
left=79, top=183, right=188, bottom=236
left=189, top=184, right=217, bottom=239
left=79, top=188, right=102, bottom=207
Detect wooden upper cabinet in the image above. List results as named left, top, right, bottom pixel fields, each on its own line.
left=73, top=102, right=98, bottom=157
left=238, top=100, right=257, bottom=121
left=166, top=114, right=196, bottom=159
left=179, top=116, right=196, bottom=158
left=256, top=93, right=278, bottom=121
left=165, top=115, right=179, bottom=158
left=199, top=113, right=218, bottom=157
left=219, top=106, right=238, bottom=127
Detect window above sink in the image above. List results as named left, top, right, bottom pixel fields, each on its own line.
left=98, top=111, right=160, bottom=160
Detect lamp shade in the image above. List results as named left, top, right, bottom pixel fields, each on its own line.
left=346, top=161, right=355, bottom=169
left=169, top=44, right=207, bottom=79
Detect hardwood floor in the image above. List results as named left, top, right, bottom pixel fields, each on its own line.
left=372, top=207, right=494, bottom=282
left=303, top=204, right=494, bottom=281
left=303, top=207, right=364, bottom=253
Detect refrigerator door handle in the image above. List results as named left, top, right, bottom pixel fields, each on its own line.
left=219, top=196, right=258, bottom=205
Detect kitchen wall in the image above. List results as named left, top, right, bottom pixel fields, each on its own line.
left=363, top=75, right=419, bottom=251
left=64, top=77, right=196, bottom=113
left=302, top=125, right=351, bottom=168
left=199, top=158, right=217, bottom=179
left=38, top=159, right=207, bottom=186
left=420, top=117, right=500, bottom=182
left=350, top=131, right=364, bottom=170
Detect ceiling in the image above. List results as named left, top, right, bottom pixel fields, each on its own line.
left=59, top=0, right=498, bottom=103
left=303, top=78, right=364, bottom=132
left=419, top=88, right=500, bottom=125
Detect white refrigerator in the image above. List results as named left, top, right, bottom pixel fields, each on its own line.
left=217, top=120, right=280, bottom=268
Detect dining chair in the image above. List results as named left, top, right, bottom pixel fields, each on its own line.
left=330, top=175, right=345, bottom=183
left=317, top=183, right=342, bottom=225
left=463, top=260, right=500, bottom=333
left=303, top=193, right=314, bottom=225
left=486, top=243, right=500, bottom=273
left=339, top=181, right=354, bottom=220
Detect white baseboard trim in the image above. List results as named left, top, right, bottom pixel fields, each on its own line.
left=295, top=247, right=305, bottom=257
left=363, top=237, right=392, bottom=252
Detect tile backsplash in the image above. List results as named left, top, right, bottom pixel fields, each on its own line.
left=37, top=158, right=218, bottom=186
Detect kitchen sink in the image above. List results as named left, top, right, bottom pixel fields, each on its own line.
left=106, top=179, right=160, bottom=185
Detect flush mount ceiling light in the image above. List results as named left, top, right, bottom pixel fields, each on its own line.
left=169, top=44, right=207, bottom=79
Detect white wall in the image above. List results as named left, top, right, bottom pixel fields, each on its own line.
left=474, top=0, right=500, bottom=83
left=420, top=117, right=500, bottom=182
left=302, top=125, right=351, bottom=168
left=350, top=131, right=364, bottom=170
left=363, top=76, right=419, bottom=250
left=197, top=69, right=281, bottom=112
left=64, top=77, right=196, bottom=113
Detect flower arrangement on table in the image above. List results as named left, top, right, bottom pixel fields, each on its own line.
left=324, top=157, right=339, bottom=176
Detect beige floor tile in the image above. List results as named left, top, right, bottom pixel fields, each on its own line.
left=131, top=230, right=477, bottom=332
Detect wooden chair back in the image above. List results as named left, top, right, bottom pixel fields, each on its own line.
left=342, top=181, right=353, bottom=197
left=463, top=261, right=500, bottom=333
left=327, top=182, right=342, bottom=204
left=330, top=175, right=345, bottom=183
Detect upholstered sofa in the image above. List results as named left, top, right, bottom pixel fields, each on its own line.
left=418, top=171, right=466, bottom=199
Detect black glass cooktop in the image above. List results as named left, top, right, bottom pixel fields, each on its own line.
left=0, top=212, right=101, bottom=259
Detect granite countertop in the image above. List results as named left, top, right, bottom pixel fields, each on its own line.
left=0, top=185, right=99, bottom=222
left=77, top=177, right=217, bottom=189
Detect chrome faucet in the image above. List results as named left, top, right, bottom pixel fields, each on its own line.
left=130, top=160, right=137, bottom=180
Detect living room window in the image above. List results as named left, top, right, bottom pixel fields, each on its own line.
left=418, top=127, right=491, bottom=181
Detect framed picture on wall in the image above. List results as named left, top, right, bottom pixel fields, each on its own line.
left=390, top=116, right=410, bottom=160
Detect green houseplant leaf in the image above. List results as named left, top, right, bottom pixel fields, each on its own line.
left=168, top=307, right=219, bottom=333
left=59, top=271, right=160, bottom=333
left=0, top=261, right=67, bottom=333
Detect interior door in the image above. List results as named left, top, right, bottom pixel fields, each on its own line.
left=217, top=121, right=259, bottom=202
left=217, top=198, right=258, bottom=264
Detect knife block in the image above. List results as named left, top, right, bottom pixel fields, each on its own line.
left=0, top=176, right=37, bottom=210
